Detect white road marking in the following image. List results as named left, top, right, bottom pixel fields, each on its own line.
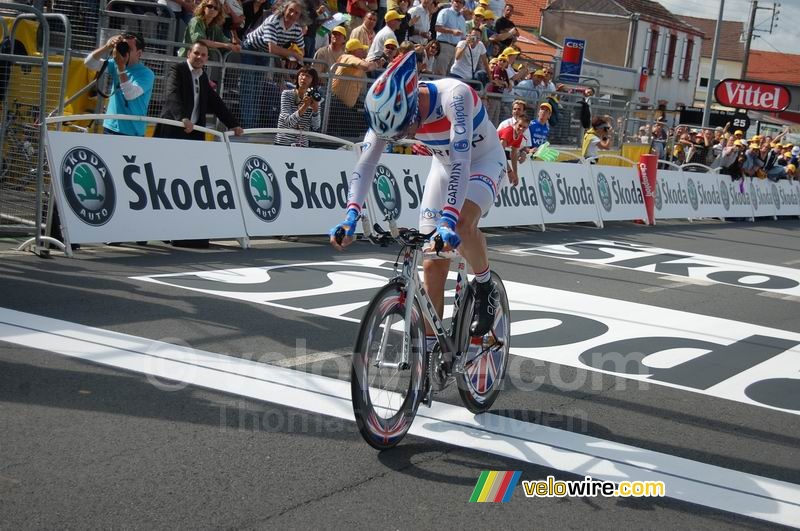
left=270, top=351, right=347, bottom=368
left=1, top=307, right=799, bottom=526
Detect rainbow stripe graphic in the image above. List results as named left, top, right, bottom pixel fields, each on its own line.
left=469, top=471, right=522, bottom=503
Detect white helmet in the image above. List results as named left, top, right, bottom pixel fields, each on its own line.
left=364, top=52, right=419, bottom=141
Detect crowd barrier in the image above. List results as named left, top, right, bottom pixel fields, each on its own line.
left=42, top=115, right=800, bottom=256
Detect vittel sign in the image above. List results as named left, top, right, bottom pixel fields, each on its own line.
left=714, top=79, right=791, bottom=113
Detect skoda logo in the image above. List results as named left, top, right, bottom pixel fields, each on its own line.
left=686, top=178, right=699, bottom=211
left=749, top=180, right=759, bottom=210
left=61, top=147, right=115, bottom=226
left=242, top=156, right=281, bottom=222
left=719, top=179, right=730, bottom=211
left=596, top=172, right=613, bottom=212
left=372, top=165, right=402, bottom=219
left=538, top=170, right=557, bottom=214
left=771, top=182, right=781, bottom=210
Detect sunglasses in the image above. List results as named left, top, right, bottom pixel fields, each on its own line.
left=204, top=4, right=219, bottom=10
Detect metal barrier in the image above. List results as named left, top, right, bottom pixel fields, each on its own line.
left=0, top=4, right=71, bottom=248
left=101, top=0, right=175, bottom=52
left=49, top=0, right=101, bottom=52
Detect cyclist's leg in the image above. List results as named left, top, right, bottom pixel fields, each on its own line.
left=419, top=158, right=450, bottom=339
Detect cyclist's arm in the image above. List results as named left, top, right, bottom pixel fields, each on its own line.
left=346, top=128, right=387, bottom=214
left=440, top=83, right=476, bottom=226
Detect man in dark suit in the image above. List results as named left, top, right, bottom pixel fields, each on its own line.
left=154, top=41, right=244, bottom=140
left=155, top=41, right=243, bottom=248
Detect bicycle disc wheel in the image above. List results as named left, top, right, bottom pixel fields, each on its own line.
left=454, top=272, right=511, bottom=414
left=351, top=280, right=426, bottom=450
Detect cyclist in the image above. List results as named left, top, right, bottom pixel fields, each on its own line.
left=329, top=51, right=517, bottom=342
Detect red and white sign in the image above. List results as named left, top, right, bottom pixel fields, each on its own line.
left=714, top=79, right=791, bottom=112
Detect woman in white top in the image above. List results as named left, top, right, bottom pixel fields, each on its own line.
left=449, top=27, right=489, bottom=87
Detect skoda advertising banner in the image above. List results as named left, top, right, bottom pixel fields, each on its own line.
left=482, top=159, right=545, bottom=228
left=653, top=170, right=690, bottom=220
left=589, top=165, right=648, bottom=222
left=48, top=131, right=247, bottom=244
left=533, top=161, right=600, bottom=225
left=229, top=143, right=433, bottom=236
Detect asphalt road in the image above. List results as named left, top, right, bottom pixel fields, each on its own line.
left=1, top=218, right=799, bottom=529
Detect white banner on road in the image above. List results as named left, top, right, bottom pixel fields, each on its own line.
left=590, top=165, right=648, bottom=222
left=48, top=131, right=247, bottom=244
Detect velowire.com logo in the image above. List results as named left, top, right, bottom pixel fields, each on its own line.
left=372, top=165, right=402, bottom=219
left=61, top=147, right=116, bottom=226
left=469, top=471, right=522, bottom=503
left=242, top=156, right=281, bottom=222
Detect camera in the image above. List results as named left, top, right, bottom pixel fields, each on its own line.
left=306, top=87, right=322, bottom=102
left=115, top=40, right=130, bottom=56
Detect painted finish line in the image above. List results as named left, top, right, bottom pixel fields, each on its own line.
left=1, top=308, right=799, bottom=527
left=133, top=259, right=800, bottom=414
left=506, top=240, right=800, bottom=297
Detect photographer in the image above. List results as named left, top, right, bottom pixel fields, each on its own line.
left=276, top=66, right=322, bottom=147
left=84, top=32, right=155, bottom=136
left=449, top=27, right=489, bottom=88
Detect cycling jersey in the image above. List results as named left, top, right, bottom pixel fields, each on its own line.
left=346, top=78, right=505, bottom=227
left=497, top=116, right=531, bottom=148
left=528, top=120, right=550, bottom=149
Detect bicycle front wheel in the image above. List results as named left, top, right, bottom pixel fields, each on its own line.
left=351, top=280, right=426, bottom=450
left=454, top=272, right=511, bottom=414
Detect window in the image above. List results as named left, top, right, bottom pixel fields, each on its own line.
left=663, top=34, right=677, bottom=77
left=682, top=39, right=694, bottom=81
left=699, top=77, right=709, bottom=88
left=677, top=37, right=687, bottom=80
left=647, top=30, right=659, bottom=74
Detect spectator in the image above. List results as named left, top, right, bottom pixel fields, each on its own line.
left=419, top=38, right=439, bottom=73
left=742, top=142, right=765, bottom=178
left=223, top=0, right=247, bottom=40
left=242, top=0, right=272, bottom=36
left=434, top=0, right=466, bottom=76
left=490, top=2, right=516, bottom=50
left=511, top=69, right=539, bottom=103
left=392, top=0, right=413, bottom=43
left=787, top=163, right=796, bottom=181
left=329, top=38, right=378, bottom=136
left=157, top=0, right=196, bottom=39
left=497, top=99, right=531, bottom=157
left=650, top=119, right=667, bottom=160
left=714, top=137, right=743, bottom=177
left=408, top=0, right=434, bottom=44
left=497, top=113, right=530, bottom=184
left=465, top=6, right=490, bottom=49
left=313, top=25, right=347, bottom=74
left=528, top=101, right=551, bottom=153
left=485, top=53, right=509, bottom=124
left=366, top=10, right=403, bottom=62
left=179, top=0, right=241, bottom=57
left=582, top=115, right=612, bottom=162
left=240, top=0, right=305, bottom=128
left=382, top=37, right=399, bottom=62
left=449, top=26, right=489, bottom=88
left=347, top=0, right=378, bottom=34
left=276, top=65, right=322, bottom=146
left=350, top=10, right=378, bottom=47
left=84, top=32, right=155, bottom=137
left=300, top=0, right=334, bottom=59
left=154, top=41, right=244, bottom=140
left=764, top=141, right=787, bottom=181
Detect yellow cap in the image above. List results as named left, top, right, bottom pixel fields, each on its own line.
left=788, top=164, right=796, bottom=173
left=502, top=46, right=520, bottom=56
left=482, top=9, right=495, bottom=19
left=331, top=26, right=347, bottom=37
left=539, top=102, right=553, bottom=113
left=749, top=142, right=760, bottom=149
left=473, top=6, right=485, bottom=16
left=734, top=139, right=745, bottom=146
left=534, top=69, right=545, bottom=76
left=384, top=9, right=403, bottom=22
left=384, top=38, right=399, bottom=48
left=734, top=130, right=744, bottom=136
left=345, top=38, right=369, bottom=52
